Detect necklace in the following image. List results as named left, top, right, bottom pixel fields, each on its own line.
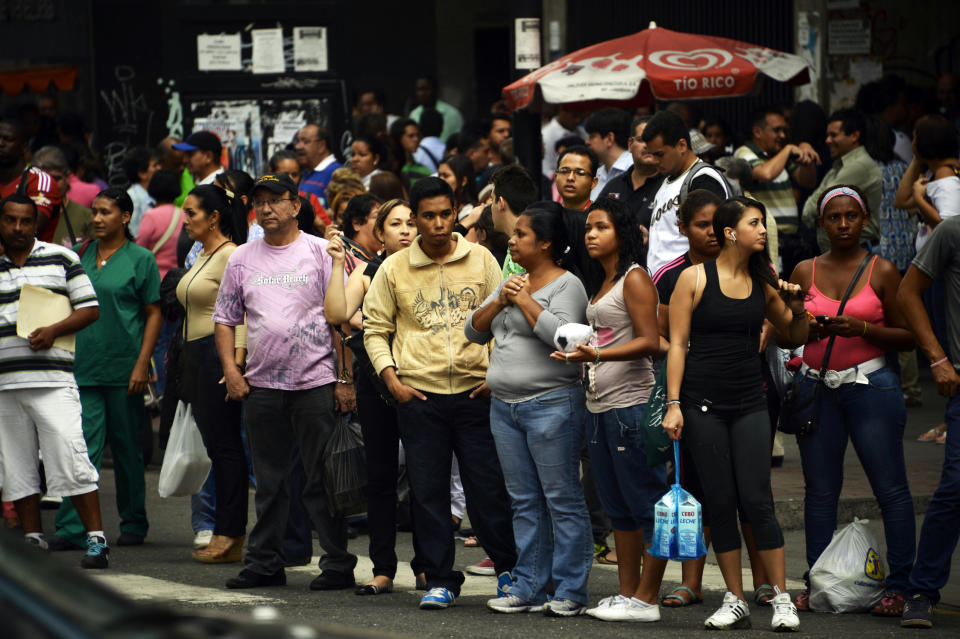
left=96, top=242, right=123, bottom=268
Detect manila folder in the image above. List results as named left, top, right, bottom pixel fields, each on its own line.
left=16, top=284, right=76, bottom=352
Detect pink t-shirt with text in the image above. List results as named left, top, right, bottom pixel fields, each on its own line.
left=212, top=232, right=337, bottom=390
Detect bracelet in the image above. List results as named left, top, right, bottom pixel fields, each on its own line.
left=930, top=356, right=951, bottom=369
left=665, top=400, right=681, bottom=406
left=862, top=321, right=868, bottom=337
left=337, top=378, right=353, bottom=385
left=594, top=347, right=601, bottom=365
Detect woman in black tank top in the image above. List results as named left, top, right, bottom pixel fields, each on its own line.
left=661, top=197, right=809, bottom=631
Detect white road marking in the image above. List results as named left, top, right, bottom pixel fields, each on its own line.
left=290, top=555, right=498, bottom=597
left=90, top=573, right=281, bottom=605
left=89, top=555, right=805, bottom=607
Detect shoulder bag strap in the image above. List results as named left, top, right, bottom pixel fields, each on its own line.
left=816, top=252, right=874, bottom=376
left=152, top=207, right=182, bottom=255
left=182, top=240, right=230, bottom=339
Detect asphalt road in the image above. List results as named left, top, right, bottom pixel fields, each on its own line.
left=36, top=466, right=960, bottom=639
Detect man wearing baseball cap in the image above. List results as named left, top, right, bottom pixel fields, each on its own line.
left=173, top=131, right=223, bottom=186
left=213, top=172, right=357, bottom=591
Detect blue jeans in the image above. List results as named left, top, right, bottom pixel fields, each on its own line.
left=587, top=403, right=668, bottom=539
left=490, top=385, right=592, bottom=605
left=152, top=318, right=178, bottom=396
left=796, top=366, right=915, bottom=593
left=908, top=389, right=960, bottom=603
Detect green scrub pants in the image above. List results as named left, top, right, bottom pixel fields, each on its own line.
left=54, top=386, right=148, bottom=545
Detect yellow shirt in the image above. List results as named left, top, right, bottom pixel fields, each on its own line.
left=363, top=233, right=501, bottom=395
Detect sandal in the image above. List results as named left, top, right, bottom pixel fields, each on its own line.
left=795, top=590, right=812, bottom=612
left=871, top=592, right=905, bottom=616
left=918, top=426, right=946, bottom=442
left=595, top=549, right=618, bottom=565
left=463, top=536, right=479, bottom=547
left=754, top=584, right=776, bottom=606
left=355, top=582, right=394, bottom=596
left=661, top=585, right=703, bottom=607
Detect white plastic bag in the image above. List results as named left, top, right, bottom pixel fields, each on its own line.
left=809, top=518, right=886, bottom=613
left=158, top=401, right=211, bottom=498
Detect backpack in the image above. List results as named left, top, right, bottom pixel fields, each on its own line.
left=678, top=160, right=743, bottom=202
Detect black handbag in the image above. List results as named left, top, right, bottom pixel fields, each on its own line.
left=336, top=325, right=395, bottom=406
left=780, top=253, right=873, bottom=436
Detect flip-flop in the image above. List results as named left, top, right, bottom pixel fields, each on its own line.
left=355, top=583, right=394, bottom=596
left=595, top=550, right=618, bottom=565
left=754, top=584, right=776, bottom=605
left=661, top=586, right=703, bottom=607
left=918, top=427, right=945, bottom=442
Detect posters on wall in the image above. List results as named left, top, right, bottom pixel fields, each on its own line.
left=828, top=19, right=871, bottom=56
left=293, top=27, right=328, bottom=72
left=189, top=98, right=330, bottom=177
left=197, top=33, right=242, bottom=71
left=514, top=18, right=541, bottom=70
left=251, top=28, right=285, bottom=74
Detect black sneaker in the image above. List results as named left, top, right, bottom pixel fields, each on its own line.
left=80, top=536, right=109, bottom=569
left=901, top=594, right=933, bottom=628
left=48, top=535, right=84, bottom=551
left=225, top=568, right=286, bottom=589
left=116, top=532, right=144, bottom=546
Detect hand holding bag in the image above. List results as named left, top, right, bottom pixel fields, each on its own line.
left=158, top=401, right=211, bottom=497
left=651, top=441, right=707, bottom=561
left=780, top=253, right=873, bottom=436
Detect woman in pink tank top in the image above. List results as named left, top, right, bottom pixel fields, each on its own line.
left=788, top=184, right=917, bottom=615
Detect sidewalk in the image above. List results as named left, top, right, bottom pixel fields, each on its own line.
left=771, top=367, right=947, bottom=528
left=770, top=366, right=960, bottom=606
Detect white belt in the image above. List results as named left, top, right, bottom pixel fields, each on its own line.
left=799, top=356, right=886, bottom=389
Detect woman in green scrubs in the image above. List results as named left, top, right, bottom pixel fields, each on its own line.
left=51, top=187, right=162, bottom=550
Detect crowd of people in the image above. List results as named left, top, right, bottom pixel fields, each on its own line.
left=0, top=69, right=959, bottom=631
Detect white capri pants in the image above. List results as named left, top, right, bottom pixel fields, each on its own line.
left=0, top=386, right=99, bottom=501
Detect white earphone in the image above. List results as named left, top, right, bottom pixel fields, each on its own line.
left=730, top=231, right=737, bottom=242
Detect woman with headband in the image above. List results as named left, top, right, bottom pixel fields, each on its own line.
left=788, top=184, right=916, bottom=616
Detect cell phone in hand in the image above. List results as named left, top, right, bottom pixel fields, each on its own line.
left=815, top=315, right=832, bottom=323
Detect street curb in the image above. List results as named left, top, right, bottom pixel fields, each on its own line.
left=775, top=495, right=933, bottom=530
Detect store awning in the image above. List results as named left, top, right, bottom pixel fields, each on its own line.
left=0, top=66, right=77, bottom=96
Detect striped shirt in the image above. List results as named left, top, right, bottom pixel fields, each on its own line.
left=0, top=241, right=98, bottom=390
left=734, top=143, right=799, bottom=233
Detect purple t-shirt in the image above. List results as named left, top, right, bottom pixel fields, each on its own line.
left=213, top=232, right=336, bottom=390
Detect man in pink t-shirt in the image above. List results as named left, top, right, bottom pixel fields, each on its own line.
left=213, top=172, right=356, bottom=591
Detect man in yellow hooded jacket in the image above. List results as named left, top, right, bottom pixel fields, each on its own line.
left=364, top=177, right=516, bottom=610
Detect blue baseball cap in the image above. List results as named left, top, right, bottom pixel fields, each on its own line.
left=172, top=131, right=222, bottom=155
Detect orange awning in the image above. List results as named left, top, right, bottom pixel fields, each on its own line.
left=0, top=66, right=77, bottom=96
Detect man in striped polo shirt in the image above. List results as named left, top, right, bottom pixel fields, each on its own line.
left=734, top=108, right=820, bottom=274
left=0, top=193, right=109, bottom=569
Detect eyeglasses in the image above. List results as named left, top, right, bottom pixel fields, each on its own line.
left=252, top=197, right=294, bottom=210
left=556, top=167, right=592, bottom=177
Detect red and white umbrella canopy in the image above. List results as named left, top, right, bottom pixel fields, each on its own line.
left=503, top=23, right=811, bottom=110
